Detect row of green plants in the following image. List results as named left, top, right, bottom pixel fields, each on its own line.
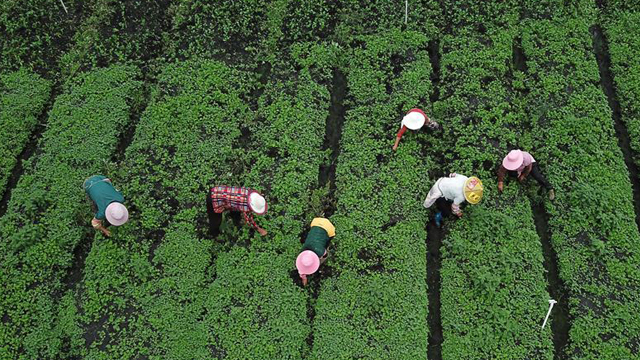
left=202, top=67, right=332, bottom=359
left=310, top=30, right=432, bottom=359
left=432, top=5, right=555, bottom=356
left=0, top=69, right=50, bottom=195
left=521, top=2, right=640, bottom=356
left=0, top=65, right=143, bottom=358
left=67, top=60, right=252, bottom=358
left=61, top=58, right=332, bottom=358
left=599, top=8, right=640, bottom=170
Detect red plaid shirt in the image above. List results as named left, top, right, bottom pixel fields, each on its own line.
left=210, top=186, right=260, bottom=230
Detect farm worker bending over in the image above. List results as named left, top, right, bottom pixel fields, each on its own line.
left=498, top=149, right=555, bottom=200
left=83, top=175, right=129, bottom=237
left=393, top=108, right=440, bottom=151
left=207, top=185, right=268, bottom=236
left=296, top=217, right=335, bottom=286
left=423, top=173, right=483, bottom=227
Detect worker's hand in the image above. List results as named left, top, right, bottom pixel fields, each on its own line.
left=101, top=228, right=111, bottom=237
left=498, top=182, right=503, bottom=192
left=257, top=228, right=268, bottom=236
left=518, top=174, right=526, bottom=182
left=302, top=277, right=308, bottom=286
left=392, top=144, right=398, bottom=151
left=455, top=212, right=463, bottom=218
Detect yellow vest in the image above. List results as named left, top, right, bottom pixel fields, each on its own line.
left=310, top=217, right=335, bottom=237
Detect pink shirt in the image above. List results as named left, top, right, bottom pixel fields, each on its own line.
left=515, top=152, right=536, bottom=174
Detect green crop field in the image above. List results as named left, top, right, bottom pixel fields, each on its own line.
left=1, top=0, right=639, bottom=359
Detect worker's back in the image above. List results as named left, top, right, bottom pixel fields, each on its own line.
left=438, top=174, right=468, bottom=204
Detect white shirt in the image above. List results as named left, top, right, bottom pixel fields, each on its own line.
left=438, top=174, right=468, bottom=205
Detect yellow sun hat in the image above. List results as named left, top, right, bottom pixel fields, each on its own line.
left=464, top=177, right=484, bottom=204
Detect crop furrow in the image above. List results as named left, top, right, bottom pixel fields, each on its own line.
left=532, top=203, right=571, bottom=359
left=426, top=222, right=444, bottom=360
left=310, top=30, right=434, bottom=358
left=590, top=24, right=640, bottom=232
left=427, top=2, right=556, bottom=359
left=521, top=4, right=640, bottom=355
left=74, top=60, right=250, bottom=358
left=318, top=68, right=347, bottom=218
left=0, top=75, right=54, bottom=218
left=0, top=65, right=143, bottom=358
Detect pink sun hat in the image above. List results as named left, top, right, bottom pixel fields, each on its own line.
left=296, top=250, right=320, bottom=276
left=105, top=202, right=129, bottom=226
left=502, top=150, right=524, bottom=171
left=402, top=109, right=427, bottom=130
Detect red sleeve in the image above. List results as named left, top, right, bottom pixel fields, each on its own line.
left=396, top=125, right=408, bottom=139
left=243, top=211, right=260, bottom=230
left=408, top=108, right=426, bottom=117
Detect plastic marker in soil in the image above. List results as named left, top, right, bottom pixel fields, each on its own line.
left=541, top=299, right=557, bottom=330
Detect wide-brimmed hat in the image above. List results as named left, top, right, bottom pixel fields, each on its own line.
left=296, top=250, right=320, bottom=275
left=248, top=192, right=267, bottom=215
left=105, top=202, right=129, bottom=226
left=463, top=177, right=484, bottom=204
left=502, top=150, right=524, bottom=171
left=402, top=110, right=426, bottom=130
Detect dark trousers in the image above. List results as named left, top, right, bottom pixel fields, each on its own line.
left=206, top=193, right=241, bottom=237
left=435, top=197, right=454, bottom=218
left=508, top=163, right=553, bottom=190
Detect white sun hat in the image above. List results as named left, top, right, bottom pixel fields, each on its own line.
left=402, top=111, right=426, bottom=130
left=105, top=202, right=129, bottom=226
left=248, top=192, right=267, bottom=215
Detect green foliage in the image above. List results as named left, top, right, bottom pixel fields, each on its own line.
left=310, top=30, right=432, bottom=358
left=0, top=69, right=51, bottom=194
left=60, top=0, right=171, bottom=78
left=602, top=11, right=640, bottom=170
left=74, top=60, right=250, bottom=358
left=0, top=0, right=83, bottom=73
left=522, top=13, right=640, bottom=358
left=0, top=65, right=142, bottom=358
left=433, top=8, right=554, bottom=357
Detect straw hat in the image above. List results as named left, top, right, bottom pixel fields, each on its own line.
left=463, top=177, right=484, bottom=204
left=502, top=150, right=524, bottom=171
left=248, top=192, right=267, bottom=215
left=402, top=110, right=426, bottom=130
left=296, top=250, right=320, bottom=275
left=105, top=202, right=129, bottom=226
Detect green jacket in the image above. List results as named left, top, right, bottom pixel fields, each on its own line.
left=84, top=175, right=124, bottom=220
left=303, top=226, right=330, bottom=257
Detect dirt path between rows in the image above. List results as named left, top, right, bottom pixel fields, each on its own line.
left=590, top=24, right=640, bottom=234
left=0, top=87, right=57, bottom=217
left=304, top=67, right=347, bottom=357
left=531, top=202, right=570, bottom=359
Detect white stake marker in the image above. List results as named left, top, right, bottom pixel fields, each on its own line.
left=405, top=0, right=408, bottom=24
left=59, top=0, right=68, bottom=14
left=541, top=299, right=557, bottom=330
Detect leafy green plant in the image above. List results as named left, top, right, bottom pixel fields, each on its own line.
left=0, top=69, right=51, bottom=194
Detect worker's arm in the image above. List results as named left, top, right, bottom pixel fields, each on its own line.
left=91, top=218, right=111, bottom=237
left=497, top=165, right=507, bottom=192
left=243, top=212, right=267, bottom=236
left=519, top=164, right=533, bottom=181
left=301, top=274, right=308, bottom=286
left=393, top=125, right=408, bottom=151
left=451, top=202, right=463, bottom=217
left=426, top=118, right=440, bottom=130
